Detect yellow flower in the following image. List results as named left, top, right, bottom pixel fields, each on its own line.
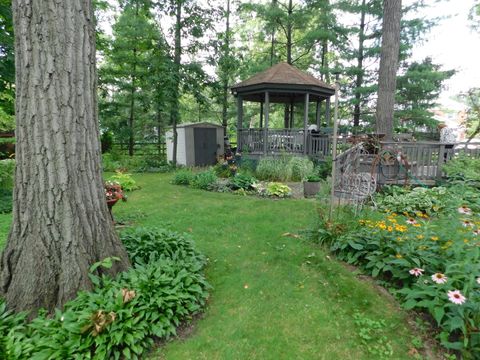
left=387, top=226, right=393, bottom=232
left=464, top=239, right=470, bottom=244
left=395, top=254, right=403, bottom=259
left=430, top=236, right=439, bottom=241
left=413, top=223, right=421, bottom=227
left=416, top=235, right=424, bottom=239
left=418, top=245, right=428, bottom=251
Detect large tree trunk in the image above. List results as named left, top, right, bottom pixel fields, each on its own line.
left=375, top=0, right=402, bottom=140
left=221, top=0, right=231, bottom=137
left=353, top=0, right=366, bottom=128
left=1, top=0, right=130, bottom=315
left=171, top=0, right=182, bottom=166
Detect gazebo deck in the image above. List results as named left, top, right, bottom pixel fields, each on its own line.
left=238, top=128, right=332, bottom=158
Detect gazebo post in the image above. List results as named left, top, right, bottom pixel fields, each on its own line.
left=303, top=93, right=309, bottom=155
left=263, top=91, right=269, bottom=155
left=237, top=95, right=243, bottom=152
left=316, top=100, right=321, bottom=128
left=325, top=97, right=331, bottom=127
left=259, top=101, right=264, bottom=128
left=289, top=100, right=294, bottom=128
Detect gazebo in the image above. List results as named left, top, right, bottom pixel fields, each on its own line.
left=231, top=62, right=335, bottom=157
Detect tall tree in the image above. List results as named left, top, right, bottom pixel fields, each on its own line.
left=460, top=88, right=480, bottom=142
left=0, top=0, right=15, bottom=131
left=1, top=0, right=130, bottom=314
left=375, top=0, right=402, bottom=139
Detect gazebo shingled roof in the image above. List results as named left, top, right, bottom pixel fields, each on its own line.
left=231, top=62, right=335, bottom=103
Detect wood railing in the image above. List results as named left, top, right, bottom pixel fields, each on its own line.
left=378, top=141, right=480, bottom=183
left=238, top=128, right=333, bottom=158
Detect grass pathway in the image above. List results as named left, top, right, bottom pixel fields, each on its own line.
left=114, top=174, right=418, bottom=360
left=0, top=173, right=421, bottom=359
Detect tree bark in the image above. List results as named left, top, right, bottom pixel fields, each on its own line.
left=1, top=0, right=130, bottom=315
left=221, top=0, right=231, bottom=137
left=376, top=0, right=402, bottom=140
left=171, top=0, right=182, bottom=166
left=353, top=0, right=366, bottom=128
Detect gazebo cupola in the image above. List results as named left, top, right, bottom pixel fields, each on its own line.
left=231, top=62, right=335, bottom=156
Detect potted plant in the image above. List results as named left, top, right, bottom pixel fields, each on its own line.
left=104, top=181, right=126, bottom=220
left=303, top=174, right=321, bottom=197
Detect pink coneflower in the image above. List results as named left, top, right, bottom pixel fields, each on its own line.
left=409, top=268, right=424, bottom=277
left=406, top=218, right=417, bottom=225
left=462, top=220, right=474, bottom=228
left=473, top=229, right=480, bottom=236
left=458, top=206, right=472, bottom=215
left=448, top=290, right=466, bottom=305
left=431, top=273, right=448, bottom=284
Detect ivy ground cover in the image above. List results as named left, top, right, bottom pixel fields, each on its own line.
left=0, top=174, right=438, bottom=359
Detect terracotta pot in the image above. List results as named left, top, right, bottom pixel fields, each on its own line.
left=107, top=198, right=119, bottom=208
left=303, top=181, right=320, bottom=197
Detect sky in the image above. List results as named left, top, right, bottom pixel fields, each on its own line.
left=409, top=0, right=479, bottom=110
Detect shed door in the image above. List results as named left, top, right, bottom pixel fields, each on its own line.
left=194, top=128, right=217, bottom=166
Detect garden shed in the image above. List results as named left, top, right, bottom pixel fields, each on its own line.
left=166, top=122, right=224, bottom=166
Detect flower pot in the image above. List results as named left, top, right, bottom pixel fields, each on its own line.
left=303, top=181, right=320, bottom=197
left=107, top=199, right=119, bottom=208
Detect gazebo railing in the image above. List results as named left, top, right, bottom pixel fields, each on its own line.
left=238, top=128, right=332, bottom=157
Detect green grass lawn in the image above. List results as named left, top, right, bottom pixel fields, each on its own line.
left=0, top=174, right=428, bottom=359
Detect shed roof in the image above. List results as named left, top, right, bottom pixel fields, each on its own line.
left=231, top=63, right=335, bottom=103
left=172, top=122, right=224, bottom=129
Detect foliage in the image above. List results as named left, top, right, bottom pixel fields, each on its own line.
left=171, top=169, right=195, bottom=186
left=120, top=227, right=207, bottom=269
left=228, top=173, right=257, bottom=191
left=213, top=162, right=236, bottom=178
left=0, top=226, right=210, bottom=359
left=107, top=172, right=139, bottom=192
left=102, top=153, right=172, bottom=173
left=313, top=158, right=332, bottom=180
left=265, top=182, right=291, bottom=198
left=443, top=155, right=480, bottom=187
left=458, top=88, right=480, bottom=141
left=256, top=156, right=313, bottom=182
left=353, top=312, right=393, bottom=358
left=375, top=186, right=449, bottom=216
left=0, top=159, right=14, bottom=190
left=190, top=170, right=218, bottom=191
left=305, top=174, right=321, bottom=182
left=0, top=189, right=11, bottom=214
left=321, top=183, right=480, bottom=356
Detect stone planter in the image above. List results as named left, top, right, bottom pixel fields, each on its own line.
left=303, top=181, right=320, bottom=198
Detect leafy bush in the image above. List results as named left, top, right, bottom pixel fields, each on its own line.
left=102, top=153, right=172, bottom=173
left=0, top=159, right=14, bottom=190
left=375, top=186, right=448, bottom=216
left=228, top=173, right=257, bottom=190
left=265, top=182, right=291, bottom=198
left=213, top=163, right=236, bottom=178
left=443, top=155, right=480, bottom=187
left=0, top=189, right=12, bottom=214
left=323, top=191, right=480, bottom=356
left=120, top=227, right=207, bottom=270
left=255, top=156, right=313, bottom=182
left=0, top=227, right=210, bottom=359
left=171, top=169, right=195, bottom=186
left=108, top=172, right=139, bottom=192
left=190, top=170, right=218, bottom=191
left=313, top=158, right=332, bottom=179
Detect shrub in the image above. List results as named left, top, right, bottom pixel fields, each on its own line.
left=102, top=153, right=172, bottom=173
left=213, top=163, right=236, bottom=178
left=171, top=169, right=194, bottom=186
left=0, top=159, right=14, bottom=190
left=0, top=189, right=12, bottom=214
left=120, top=227, right=207, bottom=269
left=255, top=156, right=313, bottom=182
left=190, top=170, right=218, bottom=191
left=443, top=154, right=480, bottom=187
left=288, top=157, right=314, bottom=181
left=265, top=182, right=291, bottom=198
left=228, top=173, right=257, bottom=191
left=0, top=227, right=210, bottom=359
left=108, top=172, right=139, bottom=192
left=314, top=158, right=332, bottom=179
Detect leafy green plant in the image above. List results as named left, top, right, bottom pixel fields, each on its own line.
left=228, top=173, right=257, bottom=190
left=108, top=171, right=139, bottom=191
left=0, top=159, right=14, bottom=190
left=0, top=189, right=12, bottom=214
left=0, top=227, right=210, bottom=359
left=305, top=174, right=321, bottom=182
left=171, top=169, right=195, bottom=186
left=314, top=158, right=332, bottom=179
left=353, top=312, right=394, bottom=358
left=289, top=157, right=314, bottom=181
left=255, top=156, right=312, bottom=182
left=443, top=155, right=480, bottom=187
left=190, top=170, right=218, bottom=191
left=265, top=182, right=291, bottom=198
